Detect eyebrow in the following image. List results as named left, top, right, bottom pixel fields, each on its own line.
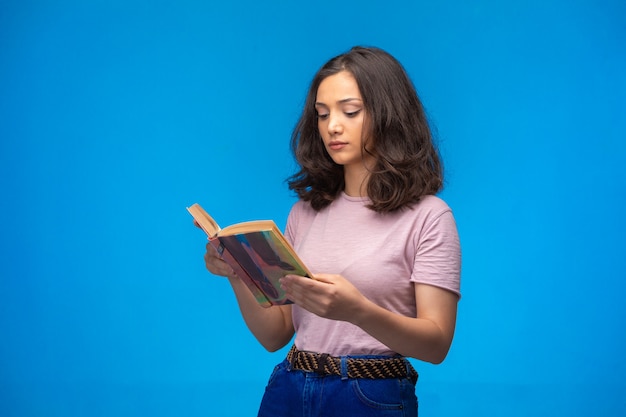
left=315, top=98, right=363, bottom=106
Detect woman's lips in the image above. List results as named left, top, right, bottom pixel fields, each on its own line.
left=328, top=141, right=347, bottom=151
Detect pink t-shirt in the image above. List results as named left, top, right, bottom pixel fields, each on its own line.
left=285, top=192, right=461, bottom=356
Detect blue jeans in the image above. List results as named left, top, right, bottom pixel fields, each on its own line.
left=257, top=357, right=418, bottom=417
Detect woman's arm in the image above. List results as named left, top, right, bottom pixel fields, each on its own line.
left=353, top=282, right=458, bottom=363
left=204, top=242, right=294, bottom=352
left=280, top=274, right=458, bottom=363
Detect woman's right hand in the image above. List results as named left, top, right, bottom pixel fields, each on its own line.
left=204, top=242, right=236, bottom=279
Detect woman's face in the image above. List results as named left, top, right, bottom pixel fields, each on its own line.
left=315, top=71, right=373, bottom=171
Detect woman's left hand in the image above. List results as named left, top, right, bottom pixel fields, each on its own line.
left=279, top=274, right=369, bottom=323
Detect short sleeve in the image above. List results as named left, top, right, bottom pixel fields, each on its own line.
left=284, top=206, right=298, bottom=246
left=411, top=209, right=461, bottom=297
left=285, top=200, right=308, bottom=247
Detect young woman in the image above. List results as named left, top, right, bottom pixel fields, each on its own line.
left=203, top=46, right=461, bottom=417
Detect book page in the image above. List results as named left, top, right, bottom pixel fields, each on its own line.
left=187, top=204, right=220, bottom=237
left=220, top=220, right=277, bottom=236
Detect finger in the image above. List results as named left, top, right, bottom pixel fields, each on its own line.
left=282, top=276, right=328, bottom=306
left=280, top=275, right=306, bottom=297
left=206, top=242, right=224, bottom=259
left=309, top=273, right=336, bottom=284
left=203, top=246, right=233, bottom=276
left=283, top=282, right=327, bottom=317
left=283, top=275, right=320, bottom=293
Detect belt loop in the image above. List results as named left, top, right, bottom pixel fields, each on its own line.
left=340, top=356, right=348, bottom=380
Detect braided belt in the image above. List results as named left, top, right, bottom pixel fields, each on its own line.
left=287, top=345, right=417, bottom=381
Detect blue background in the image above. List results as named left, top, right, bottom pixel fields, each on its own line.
left=1, top=0, right=625, bottom=416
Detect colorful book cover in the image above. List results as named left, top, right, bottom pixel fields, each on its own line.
left=214, top=231, right=310, bottom=307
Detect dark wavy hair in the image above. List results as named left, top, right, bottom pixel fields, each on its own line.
left=287, top=46, right=443, bottom=213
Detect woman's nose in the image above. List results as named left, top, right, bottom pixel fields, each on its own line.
left=328, top=114, right=343, bottom=134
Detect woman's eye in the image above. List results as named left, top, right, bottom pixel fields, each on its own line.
left=317, top=113, right=329, bottom=120
left=345, top=109, right=362, bottom=118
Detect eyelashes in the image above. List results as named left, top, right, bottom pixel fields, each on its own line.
left=316, top=109, right=362, bottom=120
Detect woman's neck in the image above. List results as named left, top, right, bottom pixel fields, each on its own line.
left=343, top=164, right=371, bottom=197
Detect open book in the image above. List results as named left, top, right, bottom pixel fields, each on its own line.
left=187, top=203, right=312, bottom=308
